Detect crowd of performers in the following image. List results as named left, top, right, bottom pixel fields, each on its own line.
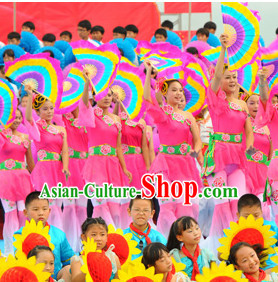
left=0, top=17, right=278, bottom=281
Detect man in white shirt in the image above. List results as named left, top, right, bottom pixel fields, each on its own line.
left=77, top=20, right=100, bottom=47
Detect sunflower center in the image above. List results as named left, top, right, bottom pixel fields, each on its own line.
left=1, top=267, right=38, bottom=281
left=22, top=233, right=49, bottom=256
left=231, top=228, right=264, bottom=247
left=127, top=278, right=154, bottom=282
left=211, top=277, right=237, bottom=282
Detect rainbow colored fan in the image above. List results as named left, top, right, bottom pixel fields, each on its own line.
left=0, top=79, right=17, bottom=128
left=110, top=62, right=145, bottom=120
left=221, top=2, right=260, bottom=71
left=5, top=53, right=63, bottom=110
left=57, top=62, right=85, bottom=114
left=201, top=46, right=224, bottom=66
left=71, top=41, right=121, bottom=101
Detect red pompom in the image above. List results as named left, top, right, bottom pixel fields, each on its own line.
left=22, top=233, right=49, bottom=256
left=107, top=233, right=129, bottom=265
left=0, top=267, right=38, bottom=282
left=87, top=252, right=112, bottom=281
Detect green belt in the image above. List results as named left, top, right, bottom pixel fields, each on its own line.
left=0, top=159, right=26, bottom=170
left=202, top=132, right=243, bottom=177
left=158, top=143, right=191, bottom=155
left=89, top=145, right=116, bottom=156
left=246, top=150, right=270, bottom=166
left=122, top=145, right=142, bottom=155
left=69, top=148, right=88, bottom=159
left=37, top=150, right=62, bottom=161
left=272, top=149, right=278, bottom=160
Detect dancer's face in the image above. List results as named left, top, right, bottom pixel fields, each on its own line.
left=234, top=246, right=260, bottom=274
left=166, top=81, right=184, bottom=106
left=97, top=91, right=113, bottom=109
left=178, top=95, right=186, bottom=110
left=246, top=95, right=259, bottom=119
left=10, top=110, right=23, bottom=130
left=37, top=100, right=54, bottom=121
left=221, top=69, right=237, bottom=95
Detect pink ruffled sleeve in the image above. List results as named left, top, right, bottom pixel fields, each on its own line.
left=52, top=114, right=65, bottom=127
left=24, top=119, right=41, bottom=142
left=143, top=98, right=168, bottom=124
left=77, top=99, right=96, bottom=128
left=0, top=133, right=5, bottom=151
left=255, top=98, right=275, bottom=128
left=206, top=85, right=229, bottom=115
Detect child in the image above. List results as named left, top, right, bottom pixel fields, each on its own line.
left=70, top=217, right=120, bottom=281
left=77, top=20, right=99, bottom=46
left=125, top=24, right=139, bottom=39
left=112, top=26, right=126, bottom=39
left=161, top=20, right=174, bottom=31
left=123, top=196, right=167, bottom=260
left=236, top=194, right=278, bottom=271
left=14, top=191, right=74, bottom=281
left=154, top=28, right=167, bottom=42
left=27, top=245, right=56, bottom=281
left=228, top=242, right=278, bottom=281
left=21, top=21, right=35, bottom=33
left=142, top=242, right=190, bottom=282
left=7, top=32, right=21, bottom=45
left=42, top=33, right=56, bottom=46
left=196, top=28, right=209, bottom=43
left=167, top=216, right=216, bottom=281
left=91, top=25, right=104, bottom=43
left=60, top=31, right=72, bottom=43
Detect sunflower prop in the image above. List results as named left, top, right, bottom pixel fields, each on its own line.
left=81, top=237, right=112, bottom=282
left=13, top=219, right=54, bottom=257
left=221, top=2, right=260, bottom=71
left=195, top=261, right=248, bottom=282
left=218, top=215, right=277, bottom=263
left=71, top=40, right=121, bottom=101
left=0, top=252, right=51, bottom=281
left=112, top=258, right=163, bottom=282
left=270, top=247, right=278, bottom=272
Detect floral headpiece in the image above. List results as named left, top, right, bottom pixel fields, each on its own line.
left=32, top=93, right=47, bottom=110
left=154, top=77, right=176, bottom=96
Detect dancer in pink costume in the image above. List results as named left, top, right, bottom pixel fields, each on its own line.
left=202, top=35, right=254, bottom=249
left=0, top=109, right=34, bottom=255
left=62, top=108, right=88, bottom=252
left=25, top=86, right=70, bottom=231
left=78, top=69, right=132, bottom=229
left=143, top=60, right=203, bottom=238
left=256, top=71, right=278, bottom=224
left=245, top=92, right=272, bottom=220
left=113, top=100, right=150, bottom=229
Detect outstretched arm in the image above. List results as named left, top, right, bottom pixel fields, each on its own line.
left=258, top=68, right=269, bottom=105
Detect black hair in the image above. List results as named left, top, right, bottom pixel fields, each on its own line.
left=3, top=49, right=15, bottom=59
left=8, top=32, right=21, bottom=41
left=78, top=20, right=92, bottom=31
left=227, top=242, right=267, bottom=267
left=0, top=65, right=5, bottom=75
left=237, top=194, right=262, bottom=213
left=125, top=24, right=139, bottom=34
left=91, top=25, right=105, bottom=35
left=81, top=217, right=108, bottom=234
left=275, top=94, right=278, bottom=99
left=27, top=245, right=54, bottom=259
left=167, top=216, right=198, bottom=251
left=186, top=47, right=199, bottom=56
left=42, top=50, right=55, bottom=58
left=161, top=20, right=174, bottom=30
left=155, top=28, right=167, bottom=39
left=22, top=21, right=35, bottom=31
left=60, top=30, right=72, bottom=40
left=276, top=28, right=278, bottom=35
left=129, top=195, right=154, bottom=211
left=42, top=33, right=56, bottom=43
left=142, top=243, right=169, bottom=268
left=113, top=26, right=127, bottom=37
left=196, top=28, right=209, bottom=38
left=25, top=191, right=49, bottom=208
left=16, top=107, right=23, bottom=118
left=204, top=21, right=217, bottom=31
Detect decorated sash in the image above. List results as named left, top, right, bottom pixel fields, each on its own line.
left=158, top=142, right=192, bottom=155
left=89, top=144, right=116, bottom=156
left=122, top=144, right=142, bottom=155
left=0, top=159, right=26, bottom=170
left=37, top=150, right=62, bottom=161
left=68, top=147, right=88, bottom=159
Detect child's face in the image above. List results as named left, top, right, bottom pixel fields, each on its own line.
left=3, top=54, right=15, bottom=63
left=237, top=205, right=263, bottom=221
left=8, top=38, right=20, bottom=45
left=235, top=246, right=260, bottom=274
left=22, top=26, right=34, bottom=33
left=126, top=31, right=137, bottom=39
left=176, top=221, right=202, bottom=245
left=82, top=224, right=108, bottom=250
left=154, top=250, right=172, bottom=274
left=60, top=35, right=71, bottom=42
left=78, top=27, right=90, bottom=40
left=36, top=250, right=55, bottom=275
left=155, top=34, right=167, bottom=42
left=128, top=199, right=155, bottom=227
left=113, top=33, right=125, bottom=39
left=197, top=34, right=208, bottom=42
left=91, top=31, right=103, bottom=42
left=24, top=199, right=50, bottom=225
left=37, top=100, right=54, bottom=121
left=43, top=41, right=54, bottom=47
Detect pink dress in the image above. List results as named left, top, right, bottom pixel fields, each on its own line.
left=119, top=112, right=147, bottom=190
left=202, top=86, right=247, bottom=176
left=145, top=99, right=203, bottom=188
left=63, top=113, right=88, bottom=190
left=78, top=100, right=128, bottom=187
left=246, top=117, right=271, bottom=196
left=0, top=128, right=33, bottom=201
left=25, top=119, right=66, bottom=191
